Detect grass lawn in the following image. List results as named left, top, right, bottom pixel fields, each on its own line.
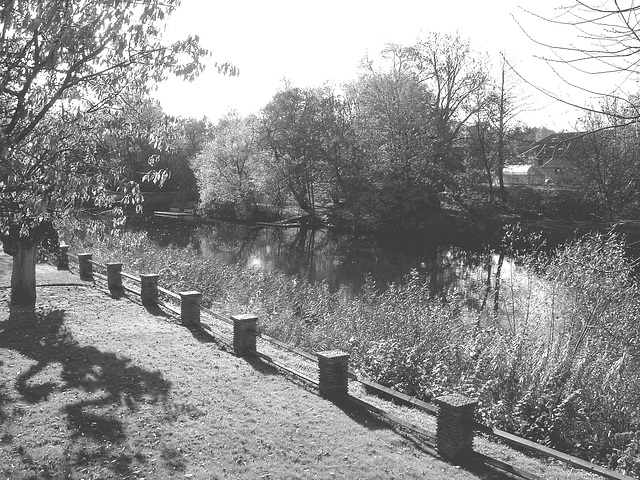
left=0, top=260, right=601, bottom=479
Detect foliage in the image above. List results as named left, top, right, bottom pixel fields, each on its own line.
left=0, top=0, right=238, bottom=303
left=341, top=34, right=490, bottom=228
left=504, top=186, right=600, bottom=221
left=260, top=85, right=354, bottom=218
left=0, top=0, right=216, bottom=237
left=95, top=92, right=208, bottom=202
left=190, top=111, right=265, bottom=219
left=345, top=49, right=442, bottom=228
left=191, top=33, right=502, bottom=230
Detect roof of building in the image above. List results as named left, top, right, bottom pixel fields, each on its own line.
left=520, top=132, right=582, bottom=161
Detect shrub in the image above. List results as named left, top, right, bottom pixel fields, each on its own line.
left=505, top=186, right=599, bottom=220
left=505, top=186, right=544, bottom=217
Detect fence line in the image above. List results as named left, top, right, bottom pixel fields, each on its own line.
left=121, top=271, right=140, bottom=282
left=158, top=285, right=181, bottom=301
left=200, top=306, right=234, bottom=326
left=255, top=350, right=318, bottom=386
left=352, top=375, right=439, bottom=416
left=87, top=258, right=106, bottom=270
left=55, top=243, right=636, bottom=480
left=257, top=331, right=319, bottom=363
left=345, top=393, right=437, bottom=440
left=474, top=423, right=632, bottom=480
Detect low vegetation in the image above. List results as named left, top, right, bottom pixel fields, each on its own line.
left=58, top=216, right=640, bottom=477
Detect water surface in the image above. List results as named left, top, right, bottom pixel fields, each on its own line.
left=130, top=216, right=498, bottom=296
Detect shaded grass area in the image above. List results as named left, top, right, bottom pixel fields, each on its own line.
left=0, top=284, right=522, bottom=480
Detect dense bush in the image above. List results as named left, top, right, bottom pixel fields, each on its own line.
left=58, top=216, right=640, bottom=476
left=504, top=186, right=545, bottom=218
left=505, top=186, right=602, bottom=221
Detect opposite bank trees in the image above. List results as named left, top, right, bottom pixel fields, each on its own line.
left=193, top=33, right=493, bottom=229
left=0, top=0, right=227, bottom=305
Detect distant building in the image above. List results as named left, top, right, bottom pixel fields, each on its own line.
left=502, top=164, right=545, bottom=186
left=506, top=132, right=581, bottom=186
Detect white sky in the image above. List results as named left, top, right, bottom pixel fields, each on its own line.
left=153, top=0, right=630, bottom=131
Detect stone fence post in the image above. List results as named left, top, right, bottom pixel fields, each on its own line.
left=179, top=291, right=201, bottom=326
left=106, top=263, right=123, bottom=293
left=435, top=394, right=478, bottom=463
left=140, top=274, right=158, bottom=305
left=316, top=350, right=350, bottom=400
left=231, top=314, right=258, bottom=357
left=77, top=253, right=92, bottom=279
left=57, top=243, right=69, bottom=270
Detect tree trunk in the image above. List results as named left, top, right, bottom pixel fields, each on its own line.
left=493, top=252, right=504, bottom=317
left=486, top=169, right=494, bottom=203
left=11, top=239, right=37, bottom=305
left=497, top=61, right=507, bottom=205
left=498, top=169, right=506, bottom=204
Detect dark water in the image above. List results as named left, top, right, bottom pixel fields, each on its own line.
left=129, top=216, right=499, bottom=296
left=128, top=215, right=640, bottom=297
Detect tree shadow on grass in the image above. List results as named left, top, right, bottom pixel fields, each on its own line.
left=0, top=304, right=173, bottom=477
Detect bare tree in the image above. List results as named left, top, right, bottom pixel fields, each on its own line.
left=573, top=100, right=640, bottom=219
left=467, top=54, right=527, bottom=203
left=517, top=1, right=640, bottom=121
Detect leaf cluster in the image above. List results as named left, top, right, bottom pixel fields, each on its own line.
left=0, top=0, right=225, bottom=245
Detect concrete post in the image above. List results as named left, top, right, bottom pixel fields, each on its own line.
left=435, top=394, right=478, bottom=463
left=140, top=274, right=159, bottom=305
left=231, top=314, right=258, bottom=356
left=57, top=243, right=69, bottom=270
left=106, top=263, right=123, bottom=293
left=77, top=253, right=92, bottom=279
left=179, top=291, right=201, bottom=326
left=316, top=350, right=350, bottom=399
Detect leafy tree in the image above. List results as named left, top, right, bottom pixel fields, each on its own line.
left=347, top=47, right=439, bottom=228
left=93, top=91, right=172, bottom=186
left=0, top=0, right=234, bottom=304
left=191, top=111, right=265, bottom=219
left=261, top=85, right=351, bottom=221
left=159, top=116, right=214, bottom=202
left=410, top=32, right=490, bottom=176
left=342, top=34, right=489, bottom=228
left=179, top=116, right=214, bottom=159
left=95, top=93, right=207, bottom=205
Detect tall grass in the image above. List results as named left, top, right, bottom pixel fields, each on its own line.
left=57, top=216, right=640, bottom=477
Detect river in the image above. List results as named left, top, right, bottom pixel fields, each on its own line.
left=128, top=215, right=517, bottom=298
left=127, top=215, right=640, bottom=299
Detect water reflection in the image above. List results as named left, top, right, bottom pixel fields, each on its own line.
left=130, top=216, right=496, bottom=297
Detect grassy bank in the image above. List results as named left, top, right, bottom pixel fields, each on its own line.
left=58, top=216, right=640, bottom=477
left=4, top=281, right=493, bottom=479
